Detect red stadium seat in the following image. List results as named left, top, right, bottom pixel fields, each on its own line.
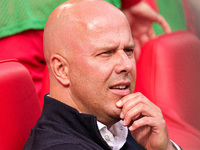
left=40, top=65, right=50, bottom=108
left=0, top=60, right=41, bottom=150
left=135, top=31, right=200, bottom=149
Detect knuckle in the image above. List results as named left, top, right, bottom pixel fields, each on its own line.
left=160, top=118, right=166, bottom=126
left=126, top=111, right=132, bottom=118
left=144, top=117, right=150, bottom=125
left=136, top=92, right=142, bottom=95
left=138, top=103, right=145, bottom=110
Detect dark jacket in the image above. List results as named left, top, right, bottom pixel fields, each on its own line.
left=23, top=95, right=145, bottom=150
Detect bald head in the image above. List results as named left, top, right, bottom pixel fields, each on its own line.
left=43, top=0, right=129, bottom=65
left=43, top=0, right=135, bottom=125
left=44, top=0, right=134, bottom=107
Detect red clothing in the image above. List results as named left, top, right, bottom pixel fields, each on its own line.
left=0, top=30, right=45, bottom=97
left=121, top=0, right=141, bottom=9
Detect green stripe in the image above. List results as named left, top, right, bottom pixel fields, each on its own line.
left=153, top=0, right=187, bottom=35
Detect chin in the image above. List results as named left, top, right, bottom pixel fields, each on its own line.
left=108, top=107, right=122, bottom=121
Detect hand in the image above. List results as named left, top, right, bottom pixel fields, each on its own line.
left=116, top=92, right=175, bottom=150
left=122, top=1, right=171, bottom=44
left=122, top=1, right=171, bottom=60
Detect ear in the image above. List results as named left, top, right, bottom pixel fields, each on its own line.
left=50, top=54, right=70, bottom=86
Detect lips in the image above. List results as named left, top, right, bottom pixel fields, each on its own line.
left=109, top=81, right=131, bottom=96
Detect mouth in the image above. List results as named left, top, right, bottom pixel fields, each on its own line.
left=110, top=85, right=128, bottom=90
left=109, top=82, right=131, bottom=96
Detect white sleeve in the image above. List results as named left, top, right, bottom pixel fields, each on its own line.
left=171, top=140, right=182, bottom=150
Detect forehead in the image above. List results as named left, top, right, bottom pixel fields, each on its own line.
left=80, top=15, right=133, bottom=51
left=70, top=0, right=132, bottom=41
left=56, top=0, right=134, bottom=55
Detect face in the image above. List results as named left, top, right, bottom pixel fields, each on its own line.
left=67, top=12, right=136, bottom=126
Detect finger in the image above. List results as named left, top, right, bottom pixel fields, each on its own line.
left=128, top=116, right=166, bottom=132
left=129, top=116, right=170, bottom=149
left=147, top=27, right=156, bottom=39
left=137, top=27, right=155, bottom=46
left=119, top=96, right=155, bottom=120
left=138, top=33, right=149, bottom=45
left=116, top=92, right=162, bottom=121
left=116, top=92, right=142, bottom=107
left=122, top=103, right=162, bottom=126
left=157, top=15, right=171, bottom=34
left=116, top=92, right=156, bottom=110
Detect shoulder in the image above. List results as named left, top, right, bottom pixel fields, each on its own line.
left=24, top=128, right=104, bottom=150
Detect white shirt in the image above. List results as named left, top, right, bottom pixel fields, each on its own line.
left=97, top=121, right=181, bottom=150
left=97, top=120, right=128, bottom=150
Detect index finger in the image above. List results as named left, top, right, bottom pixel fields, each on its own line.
left=157, top=15, right=171, bottom=34
left=116, top=92, right=155, bottom=108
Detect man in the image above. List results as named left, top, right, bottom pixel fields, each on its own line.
left=24, top=0, right=179, bottom=149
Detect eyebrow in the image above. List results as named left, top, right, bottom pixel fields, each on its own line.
left=97, top=42, right=135, bottom=51
left=124, top=42, right=135, bottom=50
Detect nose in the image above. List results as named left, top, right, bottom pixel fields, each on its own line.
left=114, top=50, right=135, bottom=74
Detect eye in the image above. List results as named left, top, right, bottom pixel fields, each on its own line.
left=102, top=50, right=112, bottom=54
left=124, top=48, right=134, bottom=56
left=98, top=50, right=114, bottom=57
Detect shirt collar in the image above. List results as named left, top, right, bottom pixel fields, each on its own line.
left=97, top=120, right=128, bottom=150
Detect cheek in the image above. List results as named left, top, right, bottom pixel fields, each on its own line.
left=69, top=59, right=109, bottom=86
left=130, top=66, right=137, bottom=92
left=82, top=59, right=113, bottom=80
left=131, top=64, right=137, bottom=78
